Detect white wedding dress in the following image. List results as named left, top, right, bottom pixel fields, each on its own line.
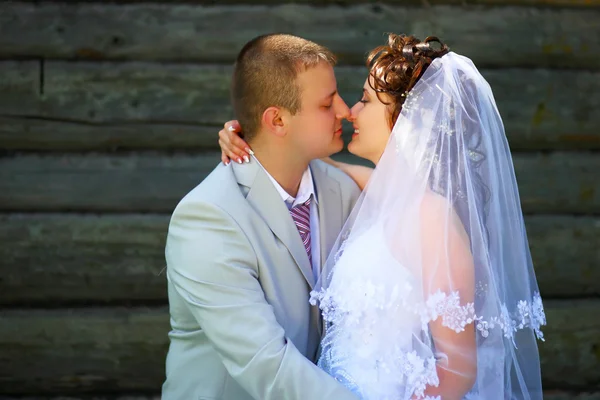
left=310, top=51, right=546, bottom=400
left=313, top=223, right=439, bottom=400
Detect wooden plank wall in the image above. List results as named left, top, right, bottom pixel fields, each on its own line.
left=0, top=1, right=599, bottom=398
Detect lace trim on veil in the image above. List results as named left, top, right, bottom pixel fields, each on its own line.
left=310, top=284, right=545, bottom=399
left=310, top=286, right=546, bottom=343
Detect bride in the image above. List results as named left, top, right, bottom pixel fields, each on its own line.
left=220, top=34, right=546, bottom=400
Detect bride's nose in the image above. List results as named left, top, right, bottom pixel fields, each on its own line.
left=347, top=103, right=361, bottom=122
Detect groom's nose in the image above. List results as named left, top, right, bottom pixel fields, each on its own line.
left=334, top=95, right=351, bottom=120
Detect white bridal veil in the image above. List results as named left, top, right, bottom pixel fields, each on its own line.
left=311, top=52, right=545, bottom=400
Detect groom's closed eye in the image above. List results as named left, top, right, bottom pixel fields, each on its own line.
left=321, top=90, right=337, bottom=109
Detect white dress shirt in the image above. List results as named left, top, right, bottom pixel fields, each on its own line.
left=252, top=156, right=321, bottom=281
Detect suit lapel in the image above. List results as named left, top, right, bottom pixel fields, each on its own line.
left=310, top=160, right=343, bottom=273
left=233, top=160, right=315, bottom=289
left=310, top=161, right=343, bottom=338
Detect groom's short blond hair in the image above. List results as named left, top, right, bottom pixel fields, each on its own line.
left=231, top=34, right=336, bottom=141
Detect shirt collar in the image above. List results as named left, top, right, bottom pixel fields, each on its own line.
left=252, top=155, right=318, bottom=209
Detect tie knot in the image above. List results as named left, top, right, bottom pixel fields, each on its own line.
left=291, top=196, right=311, bottom=211
left=300, top=196, right=311, bottom=208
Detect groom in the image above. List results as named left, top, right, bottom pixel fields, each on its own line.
left=162, top=34, right=360, bottom=399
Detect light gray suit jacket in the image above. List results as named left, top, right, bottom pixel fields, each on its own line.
left=162, top=158, right=361, bottom=400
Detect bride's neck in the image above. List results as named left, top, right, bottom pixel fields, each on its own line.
left=369, top=147, right=385, bottom=166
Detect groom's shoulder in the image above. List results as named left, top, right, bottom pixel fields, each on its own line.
left=173, top=162, right=243, bottom=214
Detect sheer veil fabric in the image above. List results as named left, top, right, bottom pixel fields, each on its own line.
left=310, top=52, right=546, bottom=400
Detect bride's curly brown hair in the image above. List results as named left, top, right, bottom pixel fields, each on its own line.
left=367, top=34, right=449, bottom=129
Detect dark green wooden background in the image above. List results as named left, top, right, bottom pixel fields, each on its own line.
left=0, top=1, right=599, bottom=398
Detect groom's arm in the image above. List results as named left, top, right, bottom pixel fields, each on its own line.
left=166, top=199, right=358, bottom=400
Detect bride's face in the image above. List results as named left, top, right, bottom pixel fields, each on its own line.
left=347, top=77, right=393, bottom=165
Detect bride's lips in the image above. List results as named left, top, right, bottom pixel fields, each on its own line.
left=334, top=128, right=343, bottom=136
left=352, top=128, right=359, bottom=139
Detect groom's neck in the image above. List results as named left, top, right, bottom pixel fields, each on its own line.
left=250, top=142, right=309, bottom=198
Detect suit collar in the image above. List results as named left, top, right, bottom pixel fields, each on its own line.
left=232, top=160, right=316, bottom=288
left=309, top=160, right=342, bottom=337
left=233, top=159, right=343, bottom=337
left=309, top=160, right=342, bottom=270
left=251, top=155, right=318, bottom=207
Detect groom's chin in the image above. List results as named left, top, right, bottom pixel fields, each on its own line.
left=326, top=139, right=345, bottom=157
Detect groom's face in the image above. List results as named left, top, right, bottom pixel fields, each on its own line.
left=288, top=62, right=350, bottom=160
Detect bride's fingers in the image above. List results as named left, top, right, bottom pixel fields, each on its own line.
left=221, top=150, right=230, bottom=166
left=232, top=133, right=252, bottom=158
left=218, top=134, right=245, bottom=164
left=221, top=125, right=250, bottom=154
left=224, top=120, right=241, bottom=133
left=219, top=127, right=252, bottom=163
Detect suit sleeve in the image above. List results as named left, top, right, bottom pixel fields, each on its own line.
left=166, top=199, right=359, bottom=400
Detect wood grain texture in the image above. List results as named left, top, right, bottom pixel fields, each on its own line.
left=543, top=392, right=600, bottom=400
left=0, top=152, right=221, bottom=213
left=539, top=300, right=600, bottom=390
left=510, top=152, right=599, bottom=214
left=0, top=301, right=597, bottom=394
left=1, top=152, right=597, bottom=213
left=0, top=214, right=169, bottom=305
left=470, top=0, right=600, bottom=4
left=9, top=0, right=600, bottom=6
left=0, top=117, right=221, bottom=151
left=2, top=62, right=599, bottom=150
left=0, top=213, right=597, bottom=305
left=0, top=3, right=597, bottom=68
left=0, top=307, right=170, bottom=395
left=524, top=215, right=600, bottom=298
left=0, top=61, right=40, bottom=116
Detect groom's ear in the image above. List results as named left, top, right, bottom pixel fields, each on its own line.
left=262, top=106, right=288, bottom=138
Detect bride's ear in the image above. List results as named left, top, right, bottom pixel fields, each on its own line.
left=262, top=107, right=288, bottom=138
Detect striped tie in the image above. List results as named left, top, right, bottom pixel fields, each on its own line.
left=290, top=197, right=312, bottom=262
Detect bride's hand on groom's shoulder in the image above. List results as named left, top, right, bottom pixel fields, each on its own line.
left=218, top=120, right=253, bottom=165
